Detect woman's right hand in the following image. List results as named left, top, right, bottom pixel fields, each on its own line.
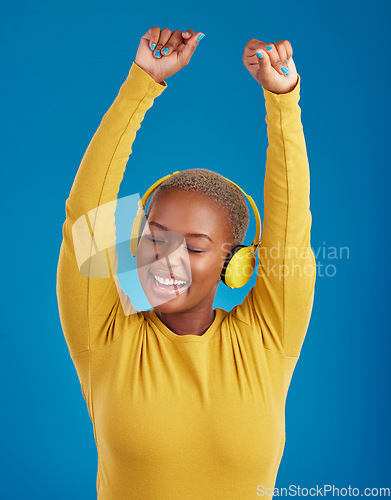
left=134, top=27, right=205, bottom=84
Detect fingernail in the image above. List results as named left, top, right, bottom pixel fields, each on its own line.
left=256, top=51, right=263, bottom=58
left=281, top=66, right=290, bottom=76
left=151, top=43, right=156, bottom=51
left=184, top=31, right=189, bottom=35
left=197, top=33, right=205, bottom=42
left=155, top=50, right=161, bottom=58
left=287, top=59, right=289, bottom=63
left=266, top=45, right=273, bottom=50
left=162, top=48, right=169, bottom=55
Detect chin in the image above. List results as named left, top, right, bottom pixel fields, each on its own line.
left=153, top=301, right=184, bottom=315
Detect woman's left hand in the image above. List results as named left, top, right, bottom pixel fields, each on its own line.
left=242, top=39, right=298, bottom=94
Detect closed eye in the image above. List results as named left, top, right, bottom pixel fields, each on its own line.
left=147, top=237, right=203, bottom=254
left=186, top=247, right=203, bottom=254
left=147, top=237, right=167, bottom=244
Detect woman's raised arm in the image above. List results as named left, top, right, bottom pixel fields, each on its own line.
left=56, top=61, right=166, bottom=357
left=56, top=27, right=205, bottom=357
left=231, top=39, right=316, bottom=358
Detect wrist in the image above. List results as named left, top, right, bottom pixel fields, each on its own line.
left=145, top=71, right=164, bottom=86
left=262, top=74, right=301, bottom=108
left=133, top=62, right=164, bottom=85
left=263, top=75, right=299, bottom=95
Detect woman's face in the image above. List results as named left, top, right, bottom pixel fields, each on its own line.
left=136, top=189, right=233, bottom=314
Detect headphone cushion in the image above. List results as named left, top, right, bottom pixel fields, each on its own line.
left=221, top=245, right=256, bottom=289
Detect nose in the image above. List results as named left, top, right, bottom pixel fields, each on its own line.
left=163, top=240, right=188, bottom=267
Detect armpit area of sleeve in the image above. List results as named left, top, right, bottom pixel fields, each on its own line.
left=121, top=61, right=168, bottom=99
left=262, top=73, right=301, bottom=110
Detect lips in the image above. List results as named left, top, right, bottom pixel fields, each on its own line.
left=150, top=269, right=189, bottom=283
left=148, top=269, right=190, bottom=299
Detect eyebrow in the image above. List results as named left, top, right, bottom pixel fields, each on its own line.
left=147, top=221, right=214, bottom=243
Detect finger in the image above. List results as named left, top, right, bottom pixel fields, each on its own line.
left=254, top=48, right=275, bottom=81
left=153, top=28, right=172, bottom=58
left=178, top=32, right=205, bottom=64
left=160, top=30, right=182, bottom=56
left=243, top=39, right=270, bottom=67
left=160, top=30, right=184, bottom=56
left=280, top=39, right=293, bottom=63
left=243, top=40, right=273, bottom=74
left=174, top=29, right=196, bottom=53
left=274, top=42, right=289, bottom=76
left=147, top=26, right=162, bottom=52
left=277, top=40, right=294, bottom=75
left=181, top=29, right=195, bottom=40
left=263, top=42, right=288, bottom=77
left=286, top=55, right=296, bottom=74
left=175, top=41, right=185, bottom=53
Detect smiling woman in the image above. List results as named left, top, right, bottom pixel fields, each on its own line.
left=56, top=26, right=316, bottom=500
left=137, top=187, right=235, bottom=330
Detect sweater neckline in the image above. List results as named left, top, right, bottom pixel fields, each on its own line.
left=145, top=308, right=224, bottom=343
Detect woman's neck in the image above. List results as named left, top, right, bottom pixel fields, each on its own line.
left=154, top=306, right=216, bottom=336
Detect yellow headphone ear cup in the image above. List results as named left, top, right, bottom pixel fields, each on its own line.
left=130, top=209, right=145, bottom=257
left=221, top=246, right=256, bottom=289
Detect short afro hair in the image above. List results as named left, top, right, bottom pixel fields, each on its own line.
left=146, top=168, right=249, bottom=248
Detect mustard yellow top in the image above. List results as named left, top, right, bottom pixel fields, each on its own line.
left=56, top=61, right=316, bottom=499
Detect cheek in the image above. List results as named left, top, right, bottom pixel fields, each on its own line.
left=136, top=241, right=157, bottom=268
left=191, top=253, right=225, bottom=281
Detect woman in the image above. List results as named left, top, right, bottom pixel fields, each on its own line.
left=56, top=26, right=316, bottom=499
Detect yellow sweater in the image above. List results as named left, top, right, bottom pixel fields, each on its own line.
left=56, top=61, right=316, bottom=499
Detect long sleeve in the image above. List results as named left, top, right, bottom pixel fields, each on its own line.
left=231, top=74, right=316, bottom=358
left=56, top=62, right=167, bottom=357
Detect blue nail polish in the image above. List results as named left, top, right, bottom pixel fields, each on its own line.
left=151, top=43, right=156, bottom=51
left=287, top=59, right=289, bottom=63
left=197, top=33, right=205, bottom=42
left=266, top=45, right=273, bottom=50
left=256, top=52, right=263, bottom=58
left=155, top=50, right=161, bottom=58
left=162, top=48, right=169, bottom=55
left=281, top=66, right=287, bottom=73
left=184, top=31, right=189, bottom=35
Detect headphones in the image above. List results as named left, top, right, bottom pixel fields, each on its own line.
left=130, top=171, right=261, bottom=289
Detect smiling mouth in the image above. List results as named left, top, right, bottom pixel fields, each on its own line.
left=149, top=271, right=190, bottom=296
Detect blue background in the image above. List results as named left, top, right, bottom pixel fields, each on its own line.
left=2, top=0, right=390, bottom=497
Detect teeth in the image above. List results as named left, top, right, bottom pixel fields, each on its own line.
left=154, top=275, right=187, bottom=286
